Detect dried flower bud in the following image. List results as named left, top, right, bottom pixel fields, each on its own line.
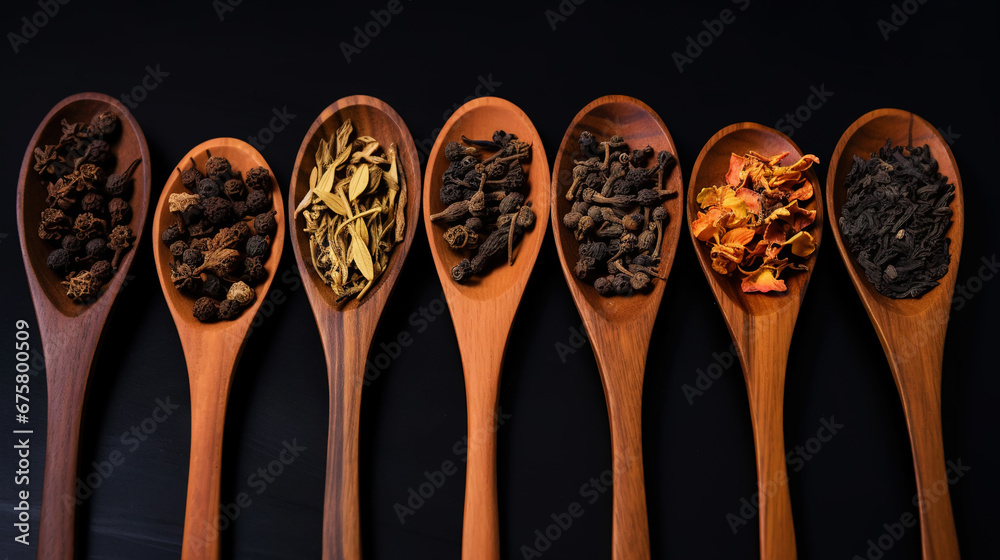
left=464, top=217, right=483, bottom=232
left=104, top=159, right=140, bottom=197
left=190, top=237, right=211, bottom=253
left=88, top=111, right=119, bottom=139
left=83, top=139, right=111, bottom=165
left=563, top=211, right=583, bottom=230
left=443, top=225, right=478, bottom=249
left=82, top=238, right=108, bottom=261
left=193, top=297, right=219, bottom=323
left=169, top=240, right=188, bottom=257
left=73, top=212, right=107, bottom=241
left=594, top=275, right=614, bottom=296
left=613, top=273, right=631, bottom=295
left=623, top=213, right=644, bottom=232
left=194, top=248, right=241, bottom=277
left=180, top=160, right=203, bottom=191
left=38, top=207, right=71, bottom=240
left=241, top=256, right=266, bottom=285
left=171, top=263, right=202, bottom=292
left=161, top=224, right=182, bottom=245
left=652, top=206, right=668, bottom=223
left=227, top=281, right=256, bottom=306
left=108, top=225, right=135, bottom=268
left=244, top=166, right=271, bottom=191
left=63, top=271, right=101, bottom=303
left=201, top=274, right=225, bottom=299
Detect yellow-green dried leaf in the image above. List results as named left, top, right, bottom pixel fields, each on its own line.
left=348, top=163, right=369, bottom=201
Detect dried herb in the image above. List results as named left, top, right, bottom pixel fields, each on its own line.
left=432, top=130, right=535, bottom=283
left=164, top=151, right=277, bottom=322
left=839, top=140, right=954, bottom=298
left=296, top=119, right=407, bottom=302
left=692, top=150, right=819, bottom=293
left=31, top=110, right=139, bottom=302
left=561, top=133, right=676, bottom=296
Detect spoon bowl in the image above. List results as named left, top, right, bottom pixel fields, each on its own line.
left=827, top=108, right=963, bottom=560
left=17, top=92, right=150, bottom=560
left=550, top=95, right=683, bottom=560
left=288, top=95, right=422, bottom=560
left=687, top=122, right=823, bottom=560
left=423, top=96, right=549, bottom=560
left=153, top=138, right=284, bottom=560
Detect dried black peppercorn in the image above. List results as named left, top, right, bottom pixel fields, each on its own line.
left=82, top=238, right=108, bottom=261
left=202, top=196, right=233, bottom=225
left=161, top=224, right=182, bottom=245
left=104, top=159, right=140, bottom=197
left=232, top=201, right=248, bottom=220
left=223, top=178, right=247, bottom=200
left=180, top=158, right=203, bottom=191
left=81, top=192, right=106, bottom=215
left=90, top=260, right=113, bottom=283
left=88, top=111, right=119, bottom=139
left=169, top=240, right=189, bottom=257
left=182, top=248, right=204, bottom=267
left=83, top=139, right=110, bottom=166
left=205, top=155, right=232, bottom=181
left=47, top=249, right=72, bottom=275
left=108, top=197, right=130, bottom=225
left=201, top=274, right=225, bottom=299
left=245, top=189, right=269, bottom=215
left=193, top=297, right=220, bottom=322
left=241, top=256, right=266, bottom=285
left=217, top=298, right=241, bottom=320
left=197, top=178, right=221, bottom=199
left=594, top=275, right=614, bottom=296
left=244, top=166, right=271, bottom=190
left=61, top=235, right=82, bottom=253
left=245, top=235, right=270, bottom=258
left=253, top=210, right=277, bottom=236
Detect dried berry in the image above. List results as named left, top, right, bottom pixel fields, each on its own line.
left=193, top=297, right=219, bottom=323
left=170, top=240, right=189, bottom=257
left=104, top=159, right=140, bottom=197
left=205, top=155, right=232, bottom=181
left=244, top=166, right=271, bottom=190
left=81, top=192, right=106, bottom=215
left=81, top=238, right=108, bottom=261
left=90, top=260, right=113, bottom=283
left=182, top=248, right=204, bottom=268
left=202, top=196, right=233, bottom=225
left=253, top=210, right=277, bottom=236
left=241, top=256, right=266, bottom=285
left=223, top=178, right=247, bottom=200
left=246, top=189, right=269, bottom=214
left=227, top=281, right=256, bottom=306
left=107, top=225, right=134, bottom=268
left=217, top=298, right=241, bottom=320
left=171, top=263, right=202, bottom=292
left=61, top=235, right=82, bottom=254
left=47, top=248, right=73, bottom=275
left=108, top=197, right=130, bottom=225
left=88, top=111, right=119, bottom=139
left=180, top=159, right=203, bottom=191
left=63, top=271, right=101, bottom=303
left=245, top=235, right=270, bottom=259
left=197, top=178, right=221, bottom=199
left=201, top=274, right=225, bottom=299
left=161, top=224, right=182, bottom=245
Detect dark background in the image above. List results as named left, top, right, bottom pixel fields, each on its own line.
left=2, top=0, right=997, bottom=558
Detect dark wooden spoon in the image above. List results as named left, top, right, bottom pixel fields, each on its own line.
left=687, top=123, right=824, bottom=560
left=17, top=92, right=151, bottom=560
left=827, top=108, right=963, bottom=560
left=423, top=97, right=550, bottom=560
left=152, top=139, right=285, bottom=560
left=549, top=95, right=683, bottom=560
left=288, top=95, right=422, bottom=560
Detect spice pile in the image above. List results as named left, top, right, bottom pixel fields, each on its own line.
left=692, top=150, right=819, bottom=293
left=839, top=140, right=955, bottom=298
left=295, top=119, right=406, bottom=302
left=560, top=132, right=676, bottom=296
left=162, top=152, right=277, bottom=322
left=431, top=131, right=536, bottom=282
left=34, top=111, right=139, bottom=303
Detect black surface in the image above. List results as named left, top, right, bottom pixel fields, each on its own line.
left=1, top=1, right=997, bottom=558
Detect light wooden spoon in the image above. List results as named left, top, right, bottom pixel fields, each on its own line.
left=288, top=95, right=421, bottom=560
left=153, top=138, right=285, bottom=560
left=827, top=108, right=963, bottom=559
left=17, top=92, right=151, bottom=560
left=423, top=97, right=550, bottom=560
left=687, top=123, right=824, bottom=560
left=549, top=95, right=683, bottom=560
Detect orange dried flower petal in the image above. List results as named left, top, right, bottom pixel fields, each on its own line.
left=741, top=266, right=787, bottom=293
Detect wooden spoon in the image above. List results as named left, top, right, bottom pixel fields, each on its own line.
left=549, top=95, right=683, bottom=560
left=17, top=92, right=151, bottom=560
left=423, top=97, right=550, bottom=560
left=827, top=108, right=963, bottom=559
left=288, top=95, right=421, bottom=560
left=153, top=138, right=285, bottom=560
left=687, top=123, right=824, bottom=560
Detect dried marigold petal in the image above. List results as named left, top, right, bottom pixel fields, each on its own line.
left=692, top=206, right=728, bottom=241
left=741, top=266, right=787, bottom=293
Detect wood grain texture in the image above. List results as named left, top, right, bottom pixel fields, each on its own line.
left=153, top=138, right=285, bottom=560
left=288, top=95, right=422, bottom=560
left=827, top=108, right=963, bottom=560
left=549, top=95, right=684, bottom=560
left=422, top=97, right=550, bottom=560
left=687, top=123, right=824, bottom=560
left=16, top=92, right=151, bottom=560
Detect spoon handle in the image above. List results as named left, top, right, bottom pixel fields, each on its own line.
left=887, top=325, right=959, bottom=559
left=320, top=314, right=367, bottom=560
left=180, top=339, right=239, bottom=560
left=743, top=320, right=797, bottom=560
left=460, top=349, right=503, bottom=560
left=37, top=339, right=98, bottom=560
left=593, top=345, right=649, bottom=560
